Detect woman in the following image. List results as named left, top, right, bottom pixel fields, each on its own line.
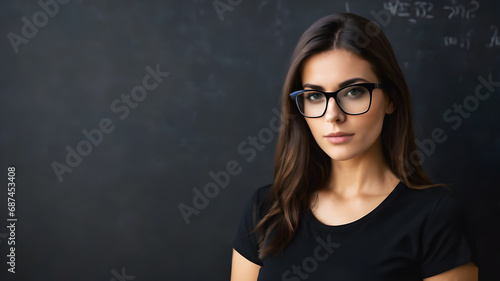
left=231, top=13, right=477, bottom=281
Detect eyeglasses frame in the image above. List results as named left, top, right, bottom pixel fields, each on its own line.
left=289, top=82, right=385, bottom=118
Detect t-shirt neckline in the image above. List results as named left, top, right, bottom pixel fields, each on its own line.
left=305, top=181, right=404, bottom=232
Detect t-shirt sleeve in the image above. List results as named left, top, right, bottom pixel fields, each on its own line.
left=232, top=185, right=271, bottom=266
left=419, top=191, right=473, bottom=278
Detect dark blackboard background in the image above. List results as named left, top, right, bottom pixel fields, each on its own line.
left=1, top=0, right=499, bottom=280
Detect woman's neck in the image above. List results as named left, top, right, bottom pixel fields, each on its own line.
left=325, top=140, right=399, bottom=198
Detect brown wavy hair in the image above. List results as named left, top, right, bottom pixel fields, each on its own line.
left=255, top=13, right=439, bottom=259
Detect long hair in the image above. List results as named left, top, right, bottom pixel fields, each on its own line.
left=255, top=13, right=439, bottom=259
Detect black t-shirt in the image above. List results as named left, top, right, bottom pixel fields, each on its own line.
left=232, top=182, right=473, bottom=281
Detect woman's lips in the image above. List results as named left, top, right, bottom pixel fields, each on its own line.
left=324, top=133, right=354, bottom=144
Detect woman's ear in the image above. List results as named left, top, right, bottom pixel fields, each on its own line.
left=385, top=98, right=395, bottom=114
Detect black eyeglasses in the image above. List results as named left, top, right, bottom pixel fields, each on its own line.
left=289, top=83, right=384, bottom=118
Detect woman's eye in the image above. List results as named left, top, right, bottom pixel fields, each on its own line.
left=343, top=86, right=367, bottom=98
left=306, top=92, right=323, bottom=100
left=347, top=88, right=362, bottom=96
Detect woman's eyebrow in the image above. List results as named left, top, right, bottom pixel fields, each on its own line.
left=303, top=77, right=369, bottom=90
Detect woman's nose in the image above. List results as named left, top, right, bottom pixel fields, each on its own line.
left=324, top=97, right=346, bottom=123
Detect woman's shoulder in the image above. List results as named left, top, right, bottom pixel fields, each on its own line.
left=246, top=184, right=273, bottom=217
left=396, top=182, right=464, bottom=218
left=252, top=183, right=272, bottom=199
left=399, top=183, right=457, bottom=201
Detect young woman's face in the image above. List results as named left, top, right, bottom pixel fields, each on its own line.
left=301, top=49, right=393, bottom=162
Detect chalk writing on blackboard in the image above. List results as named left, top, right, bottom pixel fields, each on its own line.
left=443, top=29, right=473, bottom=50
left=382, top=0, right=481, bottom=23
left=383, top=0, right=434, bottom=23
left=443, top=0, right=480, bottom=20
left=487, top=25, right=500, bottom=48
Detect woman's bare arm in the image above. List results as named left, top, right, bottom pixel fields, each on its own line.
left=230, top=249, right=261, bottom=281
left=423, top=262, right=478, bottom=281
